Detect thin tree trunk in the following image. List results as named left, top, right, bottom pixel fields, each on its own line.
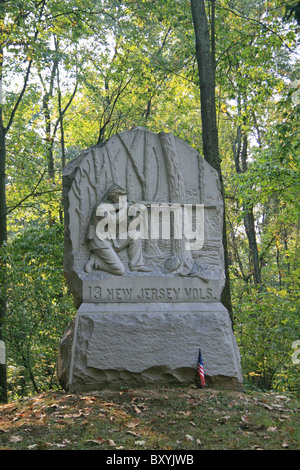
left=238, top=129, right=262, bottom=285
left=191, top=0, right=233, bottom=319
left=42, top=92, right=55, bottom=179
left=0, top=43, right=7, bottom=402
left=0, top=121, right=7, bottom=403
left=244, top=207, right=262, bottom=285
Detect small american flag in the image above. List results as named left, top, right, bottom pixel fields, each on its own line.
left=197, top=349, right=206, bottom=387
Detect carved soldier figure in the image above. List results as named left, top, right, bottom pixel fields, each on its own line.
left=84, top=184, right=152, bottom=275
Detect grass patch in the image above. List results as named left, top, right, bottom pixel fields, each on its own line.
left=0, top=386, right=299, bottom=450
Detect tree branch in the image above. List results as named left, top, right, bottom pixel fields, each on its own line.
left=4, top=170, right=46, bottom=216
left=52, top=78, right=78, bottom=140
left=259, top=234, right=277, bottom=264
left=4, top=0, right=47, bottom=134
left=216, top=1, right=299, bottom=55
left=4, top=59, right=33, bottom=134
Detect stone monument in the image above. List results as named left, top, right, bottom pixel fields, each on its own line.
left=57, top=128, right=243, bottom=391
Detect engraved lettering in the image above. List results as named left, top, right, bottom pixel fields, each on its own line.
left=94, top=286, right=101, bottom=300
left=107, top=288, right=114, bottom=300
left=199, top=288, right=206, bottom=299
left=166, top=288, right=172, bottom=299
left=159, top=288, right=165, bottom=299
left=115, top=288, right=122, bottom=300
left=151, top=288, right=158, bottom=300
left=86, top=283, right=217, bottom=302
left=193, top=288, right=198, bottom=299
left=184, top=288, right=191, bottom=299
left=88, top=286, right=102, bottom=301
left=144, top=288, right=151, bottom=300
left=173, top=288, right=180, bottom=300
left=123, top=288, right=132, bottom=300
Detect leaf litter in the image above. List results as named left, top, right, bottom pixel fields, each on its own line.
left=0, top=387, right=299, bottom=450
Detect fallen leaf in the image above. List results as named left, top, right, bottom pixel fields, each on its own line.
left=48, top=404, right=60, bottom=410
left=125, top=419, right=140, bottom=429
left=111, top=409, right=128, bottom=418
left=177, top=410, right=191, bottom=417
left=126, top=430, right=140, bottom=437
left=62, top=439, right=72, bottom=445
left=217, top=415, right=231, bottom=423
left=108, top=439, right=116, bottom=447
left=10, top=435, right=23, bottom=443
left=81, top=396, right=97, bottom=402
left=262, top=404, right=273, bottom=411
left=62, top=413, right=82, bottom=419
left=275, top=395, right=289, bottom=401
left=134, top=405, right=141, bottom=414
left=185, top=434, right=193, bottom=441
left=86, top=438, right=105, bottom=445
left=135, top=440, right=146, bottom=446
left=39, top=414, right=47, bottom=424
left=281, top=440, right=289, bottom=448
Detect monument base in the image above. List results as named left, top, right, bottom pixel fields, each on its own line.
left=57, top=302, right=243, bottom=392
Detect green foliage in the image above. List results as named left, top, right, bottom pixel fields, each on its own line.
left=233, top=283, right=300, bottom=393
left=0, top=224, right=75, bottom=399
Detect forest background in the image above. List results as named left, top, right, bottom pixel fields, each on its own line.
left=0, top=0, right=299, bottom=403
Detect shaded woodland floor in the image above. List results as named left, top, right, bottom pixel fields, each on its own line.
left=0, top=386, right=299, bottom=451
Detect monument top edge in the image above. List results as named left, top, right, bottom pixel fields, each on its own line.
left=62, top=127, right=205, bottom=177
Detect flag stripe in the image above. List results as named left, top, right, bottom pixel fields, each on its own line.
left=196, top=349, right=205, bottom=387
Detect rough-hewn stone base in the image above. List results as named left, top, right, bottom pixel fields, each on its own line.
left=57, top=302, right=243, bottom=392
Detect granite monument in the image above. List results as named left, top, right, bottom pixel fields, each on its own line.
left=57, top=128, right=243, bottom=391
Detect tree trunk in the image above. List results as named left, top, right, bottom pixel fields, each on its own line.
left=42, top=92, right=55, bottom=179
left=0, top=51, right=7, bottom=401
left=191, top=0, right=233, bottom=318
left=236, top=127, right=262, bottom=286
left=244, top=207, right=262, bottom=285
left=191, top=0, right=220, bottom=173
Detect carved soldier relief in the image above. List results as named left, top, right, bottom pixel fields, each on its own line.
left=63, top=128, right=225, bottom=306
